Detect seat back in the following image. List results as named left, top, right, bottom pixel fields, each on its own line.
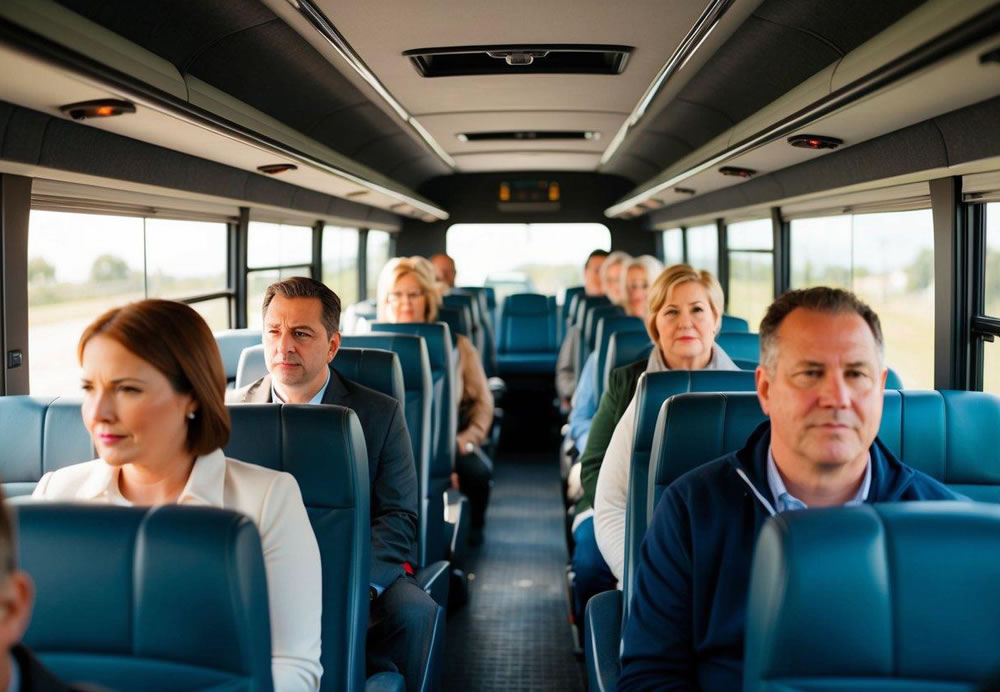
left=581, top=304, right=625, bottom=368
left=370, top=322, right=455, bottom=563
left=214, top=329, right=262, bottom=387
left=623, top=372, right=757, bottom=614
left=0, top=396, right=92, bottom=496
left=720, top=314, right=750, bottom=332
left=444, top=292, right=484, bottom=354
left=226, top=404, right=370, bottom=692
left=235, top=344, right=268, bottom=389
left=438, top=304, right=472, bottom=343
left=574, top=295, right=610, bottom=329
left=603, top=331, right=653, bottom=393
left=745, top=502, right=1000, bottom=691
left=452, top=288, right=497, bottom=376
left=497, top=293, right=558, bottom=353
left=716, top=331, right=760, bottom=362
left=594, top=316, right=644, bottom=400
left=19, top=503, right=273, bottom=691
left=341, top=333, right=436, bottom=566
left=561, top=286, right=586, bottom=339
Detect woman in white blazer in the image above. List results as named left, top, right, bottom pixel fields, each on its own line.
left=32, top=299, right=322, bottom=692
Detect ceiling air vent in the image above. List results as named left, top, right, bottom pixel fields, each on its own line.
left=404, top=45, right=632, bottom=77
left=457, top=131, right=599, bottom=142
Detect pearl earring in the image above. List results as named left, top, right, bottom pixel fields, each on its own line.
left=187, top=411, right=196, bottom=420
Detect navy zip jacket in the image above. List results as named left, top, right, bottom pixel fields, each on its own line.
left=618, top=420, right=958, bottom=692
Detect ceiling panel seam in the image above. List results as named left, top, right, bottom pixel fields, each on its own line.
left=749, top=12, right=847, bottom=57
left=178, top=17, right=282, bottom=74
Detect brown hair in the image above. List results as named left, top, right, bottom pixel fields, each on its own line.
left=262, top=276, right=342, bottom=337
left=78, top=299, right=230, bottom=455
left=759, top=287, right=884, bottom=372
left=646, top=263, right=725, bottom=343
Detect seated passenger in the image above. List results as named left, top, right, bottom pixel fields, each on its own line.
left=378, top=257, right=495, bottom=546
left=618, top=287, right=960, bottom=691
left=556, top=249, right=612, bottom=407
left=0, top=487, right=92, bottom=692
left=567, top=255, right=664, bottom=452
left=592, top=264, right=738, bottom=581
left=227, top=278, right=436, bottom=692
left=573, top=264, right=735, bottom=620
left=430, top=252, right=457, bottom=290
left=33, top=300, right=322, bottom=691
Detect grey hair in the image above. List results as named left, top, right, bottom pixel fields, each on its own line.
left=759, top=287, right=884, bottom=373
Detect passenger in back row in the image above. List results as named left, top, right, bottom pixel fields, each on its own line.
left=378, top=257, right=495, bottom=546
left=572, top=265, right=735, bottom=621
left=33, top=299, right=322, bottom=690
left=429, top=253, right=457, bottom=290
left=228, top=277, right=437, bottom=692
left=556, top=249, right=612, bottom=407
left=618, top=287, right=960, bottom=691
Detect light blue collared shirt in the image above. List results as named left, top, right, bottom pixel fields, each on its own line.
left=766, top=448, right=871, bottom=512
left=6, top=653, right=18, bottom=692
left=271, top=368, right=330, bottom=405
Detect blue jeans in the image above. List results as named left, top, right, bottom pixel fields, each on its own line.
left=571, top=516, right=617, bottom=621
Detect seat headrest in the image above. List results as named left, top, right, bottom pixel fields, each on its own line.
left=502, top=293, right=552, bottom=316
left=0, top=397, right=92, bottom=496
left=715, top=331, right=760, bottom=362
left=334, top=348, right=405, bottom=410
left=18, top=503, right=272, bottom=689
left=605, top=331, right=653, bottom=377
left=342, top=333, right=431, bottom=393
left=720, top=314, right=750, bottom=332
left=370, top=322, right=452, bottom=373
left=214, top=330, right=262, bottom=379
left=746, top=502, right=1000, bottom=688
left=235, top=344, right=268, bottom=390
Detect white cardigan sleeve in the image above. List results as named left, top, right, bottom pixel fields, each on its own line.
left=593, top=394, right=638, bottom=584
left=259, top=473, right=324, bottom=691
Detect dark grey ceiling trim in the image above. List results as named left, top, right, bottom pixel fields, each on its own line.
left=0, top=14, right=449, bottom=220
left=608, top=2, right=1000, bottom=217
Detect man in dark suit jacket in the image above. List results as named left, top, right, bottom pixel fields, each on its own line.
left=228, top=277, right=436, bottom=692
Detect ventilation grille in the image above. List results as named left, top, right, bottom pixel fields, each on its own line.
left=404, top=45, right=632, bottom=77
left=458, top=131, right=599, bottom=142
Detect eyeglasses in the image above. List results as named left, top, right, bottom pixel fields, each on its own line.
left=387, top=290, right=424, bottom=304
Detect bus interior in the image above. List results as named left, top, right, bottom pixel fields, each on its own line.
left=2, top=0, right=1000, bottom=690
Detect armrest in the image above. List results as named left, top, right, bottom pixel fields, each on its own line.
left=585, top=589, right=623, bottom=692
left=415, top=560, right=450, bottom=608
left=366, top=672, right=405, bottom=692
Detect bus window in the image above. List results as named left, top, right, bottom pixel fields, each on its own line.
left=791, top=209, right=934, bottom=389
left=685, top=224, right=718, bottom=276
left=247, top=222, right=312, bottom=328
left=662, top=228, right=683, bottom=265
left=726, top=219, right=773, bottom=329
left=982, top=203, right=1000, bottom=394
left=322, top=226, right=359, bottom=306
left=366, top=230, right=391, bottom=299
left=446, top=223, right=610, bottom=302
left=27, top=211, right=229, bottom=395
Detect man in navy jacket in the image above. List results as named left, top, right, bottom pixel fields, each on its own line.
left=618, top=287, right=958, bottom=691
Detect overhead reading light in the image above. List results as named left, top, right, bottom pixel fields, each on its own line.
left=719, top=166, right=756, bottom=178
left=257, top=163, right=298, bottom=175
left=674, top=187, right=696, bottom=195
left=404, top=44, right=632, bottom=77
left=59, top=99, right=135, bottom=120
left=788, top=134, right=843, bottom=150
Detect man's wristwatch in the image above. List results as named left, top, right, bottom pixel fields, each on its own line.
left=464, top=441, right=474, bottom=453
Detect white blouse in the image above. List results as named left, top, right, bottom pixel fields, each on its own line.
left=33, top=449, right=323, bottom=692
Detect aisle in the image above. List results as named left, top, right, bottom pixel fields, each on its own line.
left=443, top=453, right=586, bottom=691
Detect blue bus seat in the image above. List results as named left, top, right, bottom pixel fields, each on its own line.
left=496, top=294, right=559, bottom=375
left=214, top=329, right=262, bottom=388
left=603, top=331, right=653, bottom=394
left=584, top=589, right=623, bottom=692
left=453, top=288, right=498, bottom=376
left=730, top=358, right=906, bottom=390
left=371, top=322, right=462, bottom=569
left=225, top=403, right=419, bottom=692
left=444, top=292, right=482, bottom=349
left=581, top=304, right=625, bottom=370
left=593, top=316, right=644, bottom=401
left=745, top=502, right=1000, bottom=691
left=574, top=295, right=610, bottom=329
left=0, top=396, right=91, bottom=496
left=438, top=304, right=472, bottom=344
left=716, top=331, right=760, bottom=362
left=720, top=314, right=750, bottom=332
left=18, top=503, right=274, bottom=691
left=561, top=286, right=586, bottom=341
